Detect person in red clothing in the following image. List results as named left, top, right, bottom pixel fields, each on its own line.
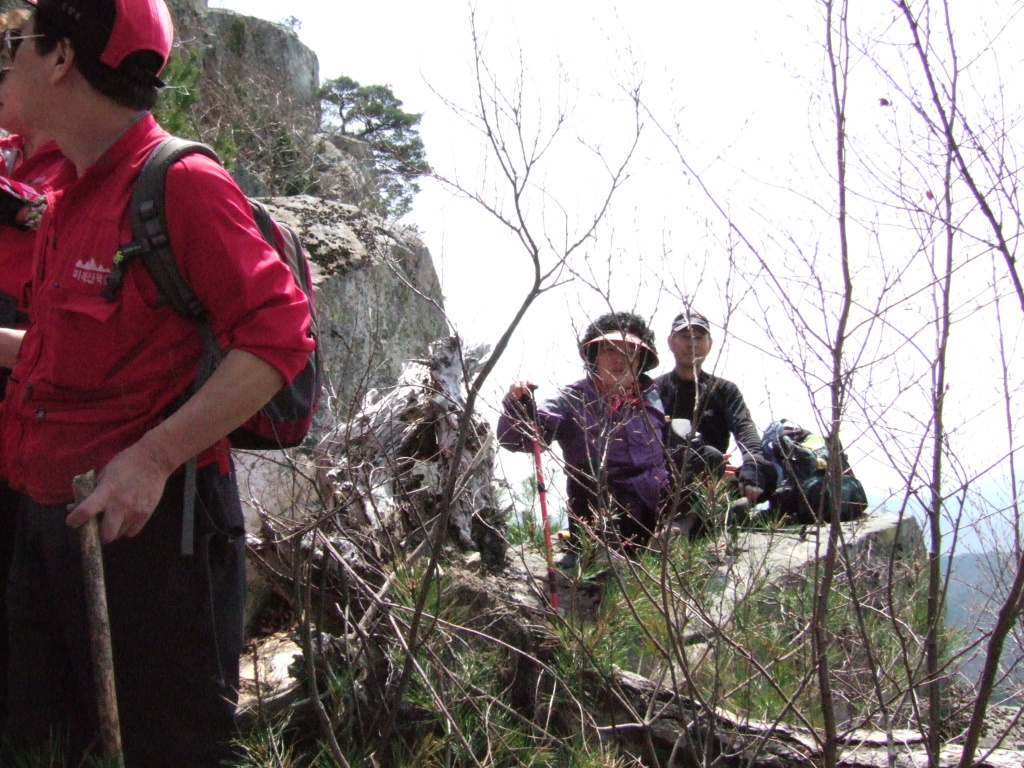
left=0, top=3, right=72, bottom=374
left=0, top=6, right=71, bottom=331
left=0, top=0, right=314, bottom=765
left=0, top=6, right=73, bottom=735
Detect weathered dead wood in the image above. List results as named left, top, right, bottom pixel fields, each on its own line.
left=594, top=668, right=1023, bottom=768
left=237, top=547, right=559, bottom=742
left=247, top=337, right=507, bottom=630
left=315, top=336, right=505, bottom=565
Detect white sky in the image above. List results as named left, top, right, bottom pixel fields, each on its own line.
left=204, top=0, right=822, bottom=375
left=207, top=0, right=1023, bottom=551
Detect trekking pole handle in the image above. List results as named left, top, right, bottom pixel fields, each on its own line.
left=522, top=383, right=539, bottom=420
left=508, top=380, right=539, bottom=424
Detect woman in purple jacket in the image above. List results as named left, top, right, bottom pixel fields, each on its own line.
left=498, top=312, right=669, bottom=551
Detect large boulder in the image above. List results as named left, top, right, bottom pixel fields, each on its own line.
left=311, top=134, right=380, bottom=209
left=232, top=196, right=447, bottom=533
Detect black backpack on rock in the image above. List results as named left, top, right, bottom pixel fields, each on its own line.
left=760, top=419, right=868, bottom=525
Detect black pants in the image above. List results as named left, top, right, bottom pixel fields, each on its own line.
left=4, top=466, right=246, bottom=767
left=0, top=482, right=17, bottom=732
left=668, top=441, right=725, bottom=499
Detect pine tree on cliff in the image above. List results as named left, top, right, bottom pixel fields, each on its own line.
left=319, top=76, right=430, bottom=219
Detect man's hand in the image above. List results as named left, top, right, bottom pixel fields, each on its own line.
left=65, top=440, right=174, bottom=543
left=0, top=327, right=24, bottom=369
left=737, top=481, right=764, bottom=505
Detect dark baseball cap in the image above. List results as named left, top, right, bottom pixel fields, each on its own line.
left=29, top=0, right=173, bottom=84
left=670, top=310, right=712, bottom=334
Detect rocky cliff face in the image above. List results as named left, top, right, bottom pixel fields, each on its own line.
left=231, top=197, right=448, bottom=532
left=169, top=0, right=318, bottom=104
left=205, top=9, right=318, bottom=103
left=164, top=0, right=394, bottom=207
left=261, top=196, right=448, bottom=421
left=159, top=2, right=450, bottom=528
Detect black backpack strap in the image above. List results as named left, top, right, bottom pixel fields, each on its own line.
left=110, top=137, right=224, bottom=556
left=248, top=198, right=278, bottom=245
left=104, top=137, right=221, bottom=317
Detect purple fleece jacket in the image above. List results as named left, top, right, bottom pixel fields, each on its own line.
left=497, top=376, right=669, bottom=535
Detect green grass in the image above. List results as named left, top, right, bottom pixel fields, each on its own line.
left=227, top=490, right=941, bottom=766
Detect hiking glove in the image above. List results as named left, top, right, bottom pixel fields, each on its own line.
left=737, top=480, right=764, bottom=504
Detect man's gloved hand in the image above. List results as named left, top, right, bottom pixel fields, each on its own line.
left=737, top=481, right=764, bottom=504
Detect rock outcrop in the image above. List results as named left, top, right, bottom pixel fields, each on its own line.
left=203, top=9, right=318, bottom=103
left=164, top=1, right=387, bottom=209
left=232, top=197, right=448, bottom=537
left=311, top=134, right=380, bottom=208
left=169, top=0, right=318, bottom=105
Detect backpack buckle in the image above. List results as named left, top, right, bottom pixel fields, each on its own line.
left=101, top=240, right=147, bottom=302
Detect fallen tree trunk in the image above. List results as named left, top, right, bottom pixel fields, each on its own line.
left=248, top=336, right=507, bottom=630
left=315, top=335, right=506, bottom=567
left=597, top=668, right=1022, bottom=768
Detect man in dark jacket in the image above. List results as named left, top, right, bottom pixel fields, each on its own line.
left=655, top=310, right=774, bottom=523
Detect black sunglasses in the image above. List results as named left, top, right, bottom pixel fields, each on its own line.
left=2, top=30, right=44, bottom=61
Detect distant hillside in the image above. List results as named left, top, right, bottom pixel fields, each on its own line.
left=944, top=552, right=1023, bottom=702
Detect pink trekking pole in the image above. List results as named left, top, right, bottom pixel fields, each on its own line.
left=526, top=389, right=559, bottom=612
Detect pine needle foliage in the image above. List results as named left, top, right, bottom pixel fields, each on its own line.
left=229, top=500, right=938, bottom=766
left=319, top=76, right=430, bottom=219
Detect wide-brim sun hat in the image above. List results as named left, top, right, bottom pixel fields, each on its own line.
left=580, top=331, right=659, bottom=372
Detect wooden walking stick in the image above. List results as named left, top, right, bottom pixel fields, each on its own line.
left=73, top=470, right=125, bottom=768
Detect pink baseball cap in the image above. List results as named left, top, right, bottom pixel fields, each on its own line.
left=29, top=0, right=173, bottom=83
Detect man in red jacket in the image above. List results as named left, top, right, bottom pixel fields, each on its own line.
left=0, top=0, right=314, bottom=764
left=0, top=5, right=73, bottom=733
